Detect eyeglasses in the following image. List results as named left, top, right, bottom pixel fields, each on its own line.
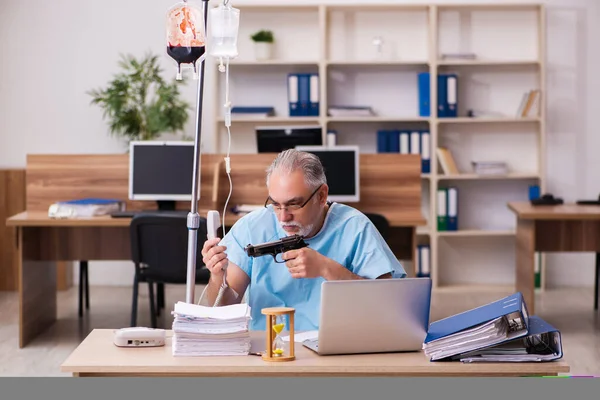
left=264, top=184, right=323, bottom=213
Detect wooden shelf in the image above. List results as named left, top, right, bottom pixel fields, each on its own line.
left=437, top=173, right=540, bottom=181
left=326, top=60, right=429, bottom=67
left=219, top=60, right=320, bottom=67
left=437, top=59, right=540, bottom=67
left=328, top=117, right=430, bottom=123
left=437, top=230, right=515, bottom=237
left=222, top=117, right=321, bottom=124
left=437, top=117, right=540, bottom=124
left=211, top=3, right=547, bottom=293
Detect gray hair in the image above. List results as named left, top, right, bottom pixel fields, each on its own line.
left=265, top=149, right=327, bottom=189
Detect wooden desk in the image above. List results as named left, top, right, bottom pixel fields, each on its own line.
left=60, top=329, right=569, bottom=377
left=508, top=202, right=600, bottom=314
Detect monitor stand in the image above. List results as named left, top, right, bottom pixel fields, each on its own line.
left=156, top=200, right=177, bottom=211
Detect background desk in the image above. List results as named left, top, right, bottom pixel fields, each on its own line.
left=61, top=329, right=570, bottom=377
left=508, top=202, right=600, bottom=314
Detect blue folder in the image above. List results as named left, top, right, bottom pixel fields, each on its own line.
left=453, top=315, right=563, bottom=362
left=425, top=292, right=530, bottom=344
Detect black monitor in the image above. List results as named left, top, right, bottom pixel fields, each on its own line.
left=295, top=145, right=360, bottom=203
left=129, top=141, right=198, bottom=211
left=256, top=125, right=322, bottom=153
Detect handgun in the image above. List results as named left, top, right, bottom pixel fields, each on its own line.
left=244, top=234, right=308, bottom=263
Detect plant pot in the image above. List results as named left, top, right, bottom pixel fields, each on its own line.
left=254, top=42, right=273, bottom=61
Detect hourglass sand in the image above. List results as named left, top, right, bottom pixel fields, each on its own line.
left=261, top=307, right=295, bottom=362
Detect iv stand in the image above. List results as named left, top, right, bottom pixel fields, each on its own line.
left=185, top=0, right=210, bottom=305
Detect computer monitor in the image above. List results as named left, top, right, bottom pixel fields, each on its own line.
left=294, top=145, right=360, bottom=203
left=129, top=141, right=198, bottom=210
left=256, top=125, right=322, bottom=153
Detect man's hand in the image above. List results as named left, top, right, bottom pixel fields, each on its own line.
left=283, top=247, right=328, bottom=279
left=201, top=237, right=228, bottom=283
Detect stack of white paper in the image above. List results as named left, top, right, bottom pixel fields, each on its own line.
left=423, top=316, right=510, bottom=361
left=171, top=301, right=252, bottom=357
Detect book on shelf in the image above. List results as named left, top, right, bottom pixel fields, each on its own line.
left=436, top=147, right=460, bottom=175
left=471, top=161, right=509, bottom=175
left=516, top=89, right=540, bottom=118
left=328, top=105, right=374, bottom=117
left=230, top=106, right=275, bottom=118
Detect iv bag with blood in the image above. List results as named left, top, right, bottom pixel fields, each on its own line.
left=166, top=1, right=206, bottom=80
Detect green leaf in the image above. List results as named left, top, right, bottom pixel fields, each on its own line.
left=88, top=52, right=191, bottom=143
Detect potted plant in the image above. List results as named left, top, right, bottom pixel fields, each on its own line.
left=250, top=30, right=274, bottom=61
left=88, top=52, right=191, bottom=144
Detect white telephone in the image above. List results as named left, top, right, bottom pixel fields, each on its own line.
left=113, top=327, right=166, bottom=347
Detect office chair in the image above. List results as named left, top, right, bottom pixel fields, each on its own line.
left=130, top=213, right=211, bottom=328
left=364, top=213, right=390, bottom=241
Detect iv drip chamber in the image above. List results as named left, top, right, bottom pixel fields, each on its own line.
left=166, top=1, right=206, bottom=80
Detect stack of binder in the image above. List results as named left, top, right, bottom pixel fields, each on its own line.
left=422, top=292, right=563, bottom=363
left=171, top=301, right=252, bottom=357
left=376, top=129, right=430, bottom=174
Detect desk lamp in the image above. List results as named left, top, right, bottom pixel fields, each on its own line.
left=166, top=0, right=240, bottom=304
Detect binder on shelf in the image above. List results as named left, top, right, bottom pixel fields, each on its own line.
left=416, top=244, right=430, bottom=278
left=423, top=292, right=531, bottom=361
left=438, top=73, right=458, bottom=118
left=287, top=74, right=301, bottom=117
left=454, top=316, right=563, bottom=363
left=421, top=130, right=430, bottom=174
left=389, top=130, right=400, bottom=153
left=418, top=72, right=430, bottom=117
left=377, top=130, right=389, bottom=153
left=308, top=73, right=320, bottom=117
left=410, top=131, right=421, bottom=156
left=399, top=131, right=410, bottom=154
left=437, top=188, right=447, bottom=231
left=298, top=73, right=310, bottom=116
left=447, top=187, right=458, bottom=231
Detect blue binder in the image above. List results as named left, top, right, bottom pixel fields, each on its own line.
left=453, top=315, right=563, bottom=362
left=425, top=292, right=530, bottom=344
left=298, top=73, right=310, bottom=116
left=287, top=74, right=301, bottom=116
left=420, top=130, right=430, bottom=173
left=389, top=130, right=400, bottom=153
left=446, top=187, right=458, bottom=231
left=377, top=130, right=389, bottom=153
left=308, top=73, right=320, bottom=117
left=437, top=74, right=448, bottom=117
left=418, top=72, right=430, bottom=117
left=438, top=73, right=458, bottom=118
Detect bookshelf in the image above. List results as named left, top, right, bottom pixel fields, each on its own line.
left=209, top=2, right=546, bottom=292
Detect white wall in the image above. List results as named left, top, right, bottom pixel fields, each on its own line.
left=1, top=0, right=598, bottom=287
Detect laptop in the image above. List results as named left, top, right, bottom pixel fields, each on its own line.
left=302, top=278, right=432, bottom=355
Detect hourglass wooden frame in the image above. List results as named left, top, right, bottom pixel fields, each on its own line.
left=261, top=307, right=295, bottom=362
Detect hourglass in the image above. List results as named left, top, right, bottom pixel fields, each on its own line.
left=261, top=307, right=295, bottom=362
